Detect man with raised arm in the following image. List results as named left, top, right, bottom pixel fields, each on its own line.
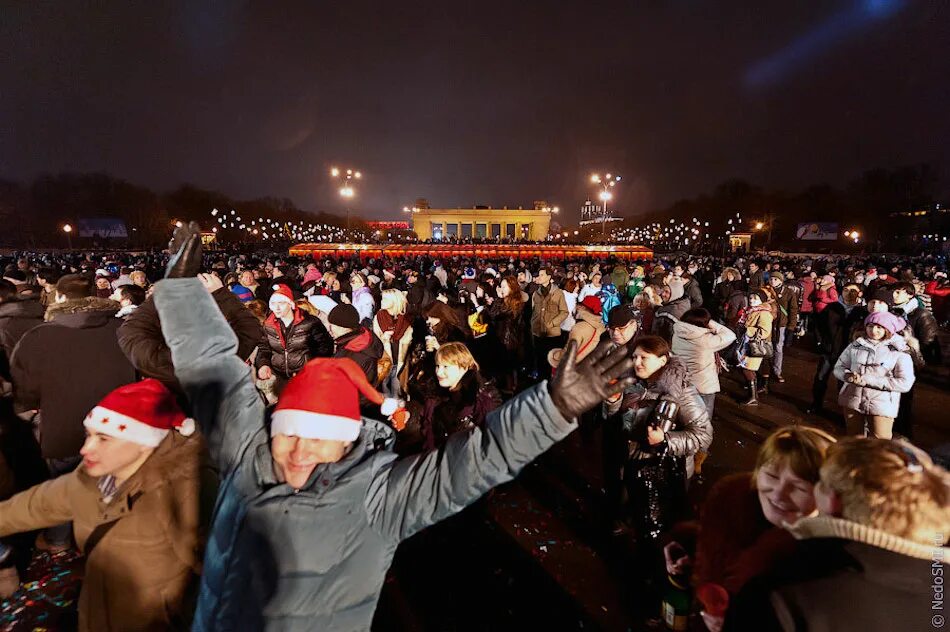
left=157, top=223, right=635, bottom=631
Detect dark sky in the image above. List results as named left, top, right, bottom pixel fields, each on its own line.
left=2, top=1, right=948, bottom=222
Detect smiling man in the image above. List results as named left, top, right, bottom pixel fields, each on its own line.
left=156, top=224, right=634, bottom=631
left=0, top=379, right=212, bottom=631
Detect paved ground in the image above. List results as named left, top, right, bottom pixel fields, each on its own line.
left=4, top=334, right=948, bottom=631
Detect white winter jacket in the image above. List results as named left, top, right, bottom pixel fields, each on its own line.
left=671, top=319, right=736, bottom=395
left=833, top=336, right=915, bottom=418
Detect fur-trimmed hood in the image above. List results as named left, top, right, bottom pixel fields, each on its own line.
left=45, top=296, right=120, bottom=322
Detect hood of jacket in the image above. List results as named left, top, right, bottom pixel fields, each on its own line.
left=44, top=296, right=120, bottom=323
left=576, top=307, right=606, bottom=331
left=672, top=319, right=710, bottom=341
left=338, top=327, right=383, bottom=358
left=0, top=298, right=45, bottom=320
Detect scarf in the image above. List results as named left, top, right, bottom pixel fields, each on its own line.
left=376, top=309, right=411, bottom=341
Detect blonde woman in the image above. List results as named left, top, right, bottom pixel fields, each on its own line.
left=373, top=289, right=413, bottom=397
left=417, top=342, right=501, bottom=450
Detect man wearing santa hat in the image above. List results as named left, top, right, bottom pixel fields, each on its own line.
left=255, top=282, right=334, bottom=393
left=0, top=379, right=213, bottom=631
left=155, top=223, right=636, bottom=631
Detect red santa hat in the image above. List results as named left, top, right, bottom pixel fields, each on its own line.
left=269, top=283, right=295, bottom=311
left=83, top=379, right=195, bottom=447
left=271, top=358, right=405, bottom=441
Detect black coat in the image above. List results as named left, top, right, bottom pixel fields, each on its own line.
left=0, top=298, right=44, bottom=381
left=11, top=297, right=137, bottom=459
left=417, top=370, right=502, bottom=451
left=482, top=300, right=525, bottom=356
left=726, top=537, right=946, bottom=632
left=815, top=301, right=868, bottom=359
left=333, top=326, right=384, bottom=384
left=256, top=310, right=334, bottom=378
left=119, top=287, right=262, bottom=392
left=902, top=303, right=938, bottom=348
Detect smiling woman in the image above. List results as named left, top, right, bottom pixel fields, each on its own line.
left=682, top=426, right=836, bottom=627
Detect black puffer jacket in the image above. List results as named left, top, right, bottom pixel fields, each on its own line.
left=901, top=303, right=938, bottom=347
left=119, top=287, right=262, bottom=392
left=0, top=298, right=44, bottom=381
left=256, top=310, right=334, bottom=378
left=604, top=356, right=712, bottom=477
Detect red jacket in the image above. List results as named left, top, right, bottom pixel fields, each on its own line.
left=692, top=473, right=797, bottom=597
left=925, top=280, right=950, bottom=323
left=799, top=278, right=816, bottom=313
left=812, top=286, right=838, bottom=313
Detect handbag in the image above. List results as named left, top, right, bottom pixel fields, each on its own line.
left=747, top=334, right=774, bottom=359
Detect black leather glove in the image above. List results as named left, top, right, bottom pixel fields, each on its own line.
left=548, top=339, right=635, bottom=420
left=165, top=221, right=202, bottom=279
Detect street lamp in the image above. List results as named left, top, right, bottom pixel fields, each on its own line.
left=330, top=166, right=362, bottom=232
left=590, top=172, right=620, bottom=238
left=62, top=223, right=73, bottom=250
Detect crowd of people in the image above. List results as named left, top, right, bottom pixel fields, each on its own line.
left=0, top=227, right=947, bottom=630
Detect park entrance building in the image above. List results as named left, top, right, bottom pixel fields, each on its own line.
left=409, top=200, right=554, bottom=241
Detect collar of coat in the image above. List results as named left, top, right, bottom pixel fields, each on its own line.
left=44, top=296, right=120, bottom=322
left=785, top=515, right=949, bottom=561
left=254, top=416, right=395, bottom=489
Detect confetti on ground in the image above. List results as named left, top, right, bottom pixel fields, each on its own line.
left=0, top=548, right=83, bottom=631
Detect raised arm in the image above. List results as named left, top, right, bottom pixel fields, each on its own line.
left=366, top=340, right=634, bottom=542
left=155, top=277, right=264, bottom=474
left=154, top=226, right=264, bottom=473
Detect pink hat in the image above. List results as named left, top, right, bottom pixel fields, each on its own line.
left=864, top=311, right=906, bottom=336
left=83, top=379, right=194, bottom=447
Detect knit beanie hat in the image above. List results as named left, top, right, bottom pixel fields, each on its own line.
left=271, top=358, right=405, bottom=441
left=820, top=274, right=835, bottom=287
left=864, top=311, right=906, bottom=336
left=83, top=379, right=195, bottom=447
left=269, top=283, right=295, bottom=311
left=231, top=284, right=254, bottom=303
left=328, top=304, right=360, bottom=329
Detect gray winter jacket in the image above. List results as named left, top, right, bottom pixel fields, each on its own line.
left=603, top=356, right=712, bottom=478
left=833, top=336, right=915, bottom=418
left=153, top=278, right=577, bottom=632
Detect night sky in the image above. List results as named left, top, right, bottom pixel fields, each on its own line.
left=2, top=1, right=948, bottom=222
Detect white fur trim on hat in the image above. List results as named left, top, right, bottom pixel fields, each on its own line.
left=381, top=398, right=400, bottom=417
left=83, top=406, right=169, bottom=447
left=271, top=409, right=361, bottom=442
left=269, top=292, right=295, bottom=308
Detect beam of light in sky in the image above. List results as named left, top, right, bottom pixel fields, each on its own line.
left=744, top=0, right=905, bottom=90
